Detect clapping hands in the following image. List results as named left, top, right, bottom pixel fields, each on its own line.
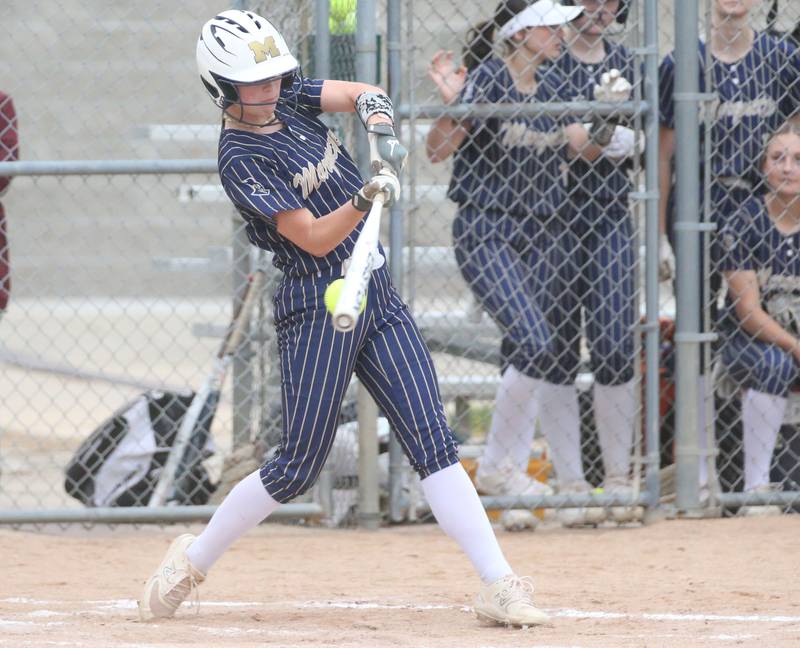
left=428, top=50, right=467, bottom=105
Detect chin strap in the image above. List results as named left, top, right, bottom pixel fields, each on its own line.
left=224, top=100, right=282, bottom=128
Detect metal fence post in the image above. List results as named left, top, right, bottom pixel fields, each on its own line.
left=355, top=0, right=380, bottom=528
left=386, top=0, right=406, bottom=524
left=673, top=0, right=702, bottom=513
left=643, top=0, right=662, bottom=509
left=228, top=1, right=253, bottom=452
left=313, top=0, right=335, bottom=524
left=314, top=0, right=331, bottom=79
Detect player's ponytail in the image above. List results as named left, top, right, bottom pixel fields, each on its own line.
left=462, top=0, right=529, bottom=71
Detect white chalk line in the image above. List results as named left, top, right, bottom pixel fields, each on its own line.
left=2, top=597, right=799, bottom=627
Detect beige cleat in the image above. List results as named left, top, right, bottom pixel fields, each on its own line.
left=138, top=534, right=206, bottom=620
left=474, top=574, right=550, bottom=627
left=499, top=509, right=539, bottom=532
left=475, top=460, right=552, bottom=532
left=474, top=459, right=554, bottom=498
left=739, top=485, right=783, bottom=517
left=604, top=476, right=645, bottom=524
left=557, top=480, right=606, bottom=527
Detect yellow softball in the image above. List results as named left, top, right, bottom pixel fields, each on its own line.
left=324, top=278, right=366, bottom=314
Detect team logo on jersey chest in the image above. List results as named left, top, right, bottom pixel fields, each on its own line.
left=245, top=178, right=271, bottom=196
left=292, top=130, right=343, bottom=199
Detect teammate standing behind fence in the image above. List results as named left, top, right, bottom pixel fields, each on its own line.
left=716, top=122, right=800, bottom=515
left=0, top=90, right=19, bottom=323
left=426, top=0, right=633, bottom=526
left=535, top=0, right=641, bottom=524
left=138, top=10, right=551, bottom=628
left=658, top=0, right=800, bottom=500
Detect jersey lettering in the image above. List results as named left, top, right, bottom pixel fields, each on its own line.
left=291, top=129, right=343, bottom=199
left=704, top=96, right=778, bottom=126
left=499, top=121, right=564, bottom=152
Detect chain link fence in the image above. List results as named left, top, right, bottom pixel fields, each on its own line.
left=405, top=0, right=659, bottom=527
left=695, top=0, right=800, bottom=514
left=1, top=0, right=798, bottom=527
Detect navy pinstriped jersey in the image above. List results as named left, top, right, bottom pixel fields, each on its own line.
left=447, top=56, right=567, bottom=217
left=659, top=32, right=800, bottom=183
left=539, top=40, right=637, bottom=210
left=218, top=77, right=367, bottom=277
left=716, top=195, right=800, bottom=329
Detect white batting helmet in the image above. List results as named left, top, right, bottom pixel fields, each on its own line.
left=196, top=10, right=300, bottom=108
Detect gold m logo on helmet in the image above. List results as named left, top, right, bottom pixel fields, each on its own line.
left=248, top=36, right=281, bottom=63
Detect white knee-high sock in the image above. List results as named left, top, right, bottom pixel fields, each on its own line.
left=742, top=389, right=785, bottom=491
left=594, top=380, right=636, bottom=481
left=481, top=365, right=541, bottom=474
left=421, top=463, right=513, bottom=584
left=538, top=382, right=585, bottom=486
left=186, top=469, right=280, bottom=573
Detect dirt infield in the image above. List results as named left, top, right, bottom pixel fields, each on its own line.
left=2, top=516, right=799, bottom=648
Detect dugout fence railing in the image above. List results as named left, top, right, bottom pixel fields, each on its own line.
left=2, top=0, right=799, bottom=526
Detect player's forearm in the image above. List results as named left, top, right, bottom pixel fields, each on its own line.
left=658, top=127, right=675, bottom=235
left=563, top=124, right=602, bottom=161
left=277, top=203, right=366, bottom=257
left=321, top=80, right=389, bottom=115
left=426, top=117, right=469, bottom=162
left=657, top=164, right=670, bottom=236
left=735, top=304, right=800, bottom=354
left=321, top=82, right=394, bottom=129
left=307, top=203, right=368, bottom=257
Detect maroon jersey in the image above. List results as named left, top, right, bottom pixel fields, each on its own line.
left=1, top=91, right=19, bottom=311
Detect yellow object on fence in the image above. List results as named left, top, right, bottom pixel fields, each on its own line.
left=330, top=0, right=356, bottom=35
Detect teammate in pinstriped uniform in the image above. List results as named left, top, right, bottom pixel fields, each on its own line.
left=426, top=0, right=633, bottom=527
left=716, top=122, right=800, bottom=515
left=657, top=0, right=800, bottom=499
left=533, top=0, right=641, bottom=524
left=138, top=10, right=551, bottom=628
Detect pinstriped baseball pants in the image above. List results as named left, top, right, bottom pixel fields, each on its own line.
left=260, top=261, right=459, bottom=503
left=720, top=330, right=800, bottom=397
left=453, top=205, right=636, bottom=386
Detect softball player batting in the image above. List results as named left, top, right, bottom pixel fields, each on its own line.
left=427, top=0, right=632, bottom=526
left=533, top=0, right=641, bottom=525
left=138, top=10, right=549, bottom=628
left=717, top=122, right=800, bottom=515
left=658, top=0, right=800, bottom=498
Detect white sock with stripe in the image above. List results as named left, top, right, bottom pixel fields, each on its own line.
left=480, top=365, right=541, bottom=474
left=185, top=469, right=280, bottom=573
left=421, top=462, right=513, bottom=584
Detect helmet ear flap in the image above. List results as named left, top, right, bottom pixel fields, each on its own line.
left=217, top=79, right=240, bottom=103
left=201, top=77, right=220, bottom=100
left=280, top=70, right=297, bottom=91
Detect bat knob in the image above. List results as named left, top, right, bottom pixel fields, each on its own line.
left=333, top=313, right=356, bottom=333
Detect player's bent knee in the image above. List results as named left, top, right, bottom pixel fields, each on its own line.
left=414, top=454, right=461, bottom=481
left=259, top=459, right=321, bottom=504
left=593, top=361, right=635, bottom=386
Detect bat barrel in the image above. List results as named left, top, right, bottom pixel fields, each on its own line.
left=331, top=192, right=385, bottom=333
